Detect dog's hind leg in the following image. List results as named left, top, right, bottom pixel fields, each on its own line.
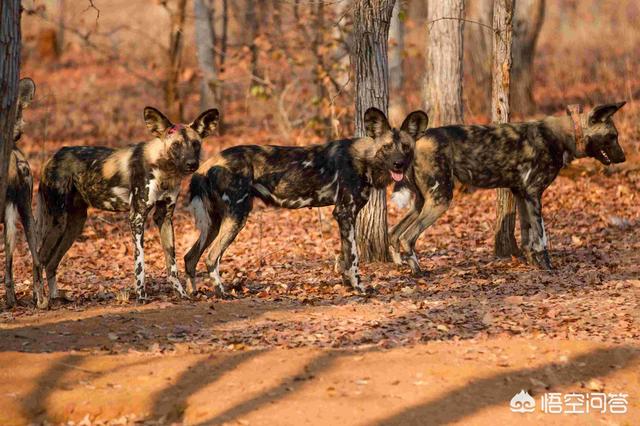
left=389, top=193, right=424, bottom=265
left=16, top=192, right=47, bottom=309
left=4, top=204, right=18, bottom=307
left=204, top=210, right=249, bottom=297
left=398, top=198, right=450, bottom=275
left=184, top=197, right=221, bottom=295
left=154, top=199, right=188, bottom=298
left=43, top=200, right=88, bottom=300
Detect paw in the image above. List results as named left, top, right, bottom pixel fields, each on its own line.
left=389, top=245, right=403, bottom=265
left=136, top=290, right=150, bottom=303
left=213, top=284, right=227, bottom=299
left=407, top=254, right=422, bottom=275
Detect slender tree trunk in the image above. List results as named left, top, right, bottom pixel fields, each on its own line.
left=194, top=0, right=219, bottom=111
left=511, top=0, right=545, bottom=117
left=492, top=0, right=517, bottom=258
left=57, top=0, right=65, bottom=56
left=351, top=0, right=396, bottom=263
left=312, top=1, right=327, bottom=124
left=0, top=0, right=21, bottom=223
left=464, top=0, right=493, bottom=114
left=219, top=0, right=228, bottom=72
left=424, top=0, right=464, bottom=127
left=245, top=0, right=262, bottom=85
left=165, top=0, right=187, bottom=121
left=388, top=0, right=405, bottom=124
left=332, top=0, right=352, bottom=88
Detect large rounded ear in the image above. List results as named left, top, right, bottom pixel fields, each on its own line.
left=18, top=78, right=36, bottom=108
left=190, top=108, right=220, bottom=138
left=588, top=101, right=626, bottom=124
left=364, top=107, right=391, bottom=139
left=144, top=106, right=173, bottom=137
left=401, top=110, right=429, bottom=139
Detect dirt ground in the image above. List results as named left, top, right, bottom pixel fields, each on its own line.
left=2, top=1, right=639, bottom=424
left=1, top=170, right=639, bottom=425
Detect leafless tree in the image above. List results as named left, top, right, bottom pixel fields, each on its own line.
left=492, top=0, right=517, bottom=257
left=388, top=0, right=405, bottom=124
left=0, top=0, right=21, bottom=222
left=511, top=0, right=545, bottom=117
left=164, top=0, right=187, bottom=121
left=424, top=0, right=465, bottom=127
left=194, top=0, right=219, bottom=111
left=351, top=0, right=396, bottom=262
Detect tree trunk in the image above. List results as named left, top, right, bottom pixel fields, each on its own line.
left=194, top=0, right=219, bottom=111
left=0, top=0, right=21, bottom=223
left=332, top=0, right=352, bottom=88
left=245, top=0, right=263, bottom=86
left=511, top=0, right=545, bottom=117
left=424, top=0, right=464, bottom=127
left=165, top=0, right=187, bottom=121
left=464, top=0, right=493, bottom=114
left=388, top=0, right=405, bottom=124
left=351, top=0, right=396, bottom=263
left=492, top=0, right=518, bottom=258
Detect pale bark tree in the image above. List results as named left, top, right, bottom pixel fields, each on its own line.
left=388, top=0, right=405, bottom=124
left=464, top=0, right=493, bottom=113
left=0, top=0, right=21, bottom=222
left=351, top=0, right=396, bottom=263
left=332, top=0, right=352, bottom=88
left=424, top=0, right=464, bottom=127
left=491, top=0, right=517, bottom=257
left=194, top=0, right=219, bottom=111
left=511, top=0, right=545, bottom=117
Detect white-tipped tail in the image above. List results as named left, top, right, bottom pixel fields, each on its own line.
left=190, top=197, right=211, bottom=233
left=391, top=187, right=413, bottom=210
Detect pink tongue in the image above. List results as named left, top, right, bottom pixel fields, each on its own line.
left=390, top=171, right=404, bottom=182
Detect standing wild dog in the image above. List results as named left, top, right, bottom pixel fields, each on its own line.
left=185, top=108, right=428, bottom=296
left=2, top=78, right=47, bottom=308
left=37, top=107, right=219, bottom=301
left=390, top=102, right=626, bottom=273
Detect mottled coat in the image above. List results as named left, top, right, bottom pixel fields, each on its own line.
left=185, top=108, right=429, bottom=295
left=390, top=102, right=626, bottom=273
left=2, top=78, right=47, bottom=308
left=37, top=107, right=219, bottom=301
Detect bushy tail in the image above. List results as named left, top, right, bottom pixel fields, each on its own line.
left=188, top=173, right=224, bottom=235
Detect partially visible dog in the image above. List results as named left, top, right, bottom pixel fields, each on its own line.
left=2, top=78, right=47, bottom=308
left=37, top=107, right=219, bottom=301
left=390, top=102, right=626, bottom=273
left=185, top=108, right=428, bottom=295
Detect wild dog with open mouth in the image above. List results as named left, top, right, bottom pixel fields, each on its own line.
left=37, top=107, right=219, bottom=301
left=185, top=108, right=428, bottom=295
left=390, top=102, right=626, bottom=273
left=2, top=78, right=47, bottom=309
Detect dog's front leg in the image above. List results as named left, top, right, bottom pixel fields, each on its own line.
left=523, top=194, right=552, bottom=270
left=129, top=205, right=151, bottom=301
left=153, top=200, right=188, bottom=299
left=332, top=203, right=366, bottom=293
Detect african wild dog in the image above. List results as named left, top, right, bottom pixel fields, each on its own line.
left=2, top=78, right=47, bottom=309
left=389, top=102, right=626, bottom=274
left=185, top=108, right=429, bottom=295
left=37, top=107, right=219, bottom=301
